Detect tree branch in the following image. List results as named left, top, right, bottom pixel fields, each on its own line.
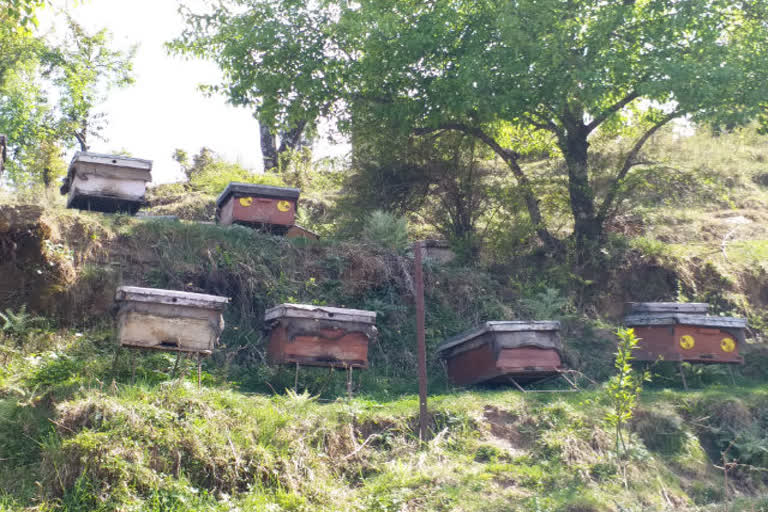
left=585, top=91, right=639, bottom=135
left=413, top=123, right=562, bottom=251
left=521, top=113, right=563, bottom=137
left=597, top=112, right=681, bottom=222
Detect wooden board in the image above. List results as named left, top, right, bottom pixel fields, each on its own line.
left=217, top=195, right=296, bottom=227
left=116, top=286, right=229, bottom=310
left=444, top=345, right=563, bottom=386
left=117, top=312, right=217, bottom=353
left=625, top=302, right=709, bottom=314
left=285, top=225, right=319, bottom=240
left=633, top=325, right=744, bottom=364
left=265, top=303, right=376, bottom=324
left=267, top=323, right=369, bottom=368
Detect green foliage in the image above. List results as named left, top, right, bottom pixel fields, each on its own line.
left=184, top=147, right=285, bottom=195
left=0, top=305, right=46, bottom=336
left=519, top=288, right=571, bottom=321
left=172, top=0, right=768, bottom=246
left=362, top=210, right=409, bottom=253
left=604, top=328, right=650, bottom=457
left=45, top=17, right=136, bottom=151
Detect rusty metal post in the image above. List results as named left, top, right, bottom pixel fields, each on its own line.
left=413, top=241, right=428, bottom=442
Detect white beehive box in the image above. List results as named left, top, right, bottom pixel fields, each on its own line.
left=115, top=286, right=229, bottom=354
left=61, top=152, right=152, bottom=214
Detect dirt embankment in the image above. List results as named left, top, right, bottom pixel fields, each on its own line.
left=0, top=206, right=74, bottom=315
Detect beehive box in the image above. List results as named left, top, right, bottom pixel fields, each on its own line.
left=418, top=240, right=455, bottom=264
left=285, top=224, right=319, bottom=240
left=265, top=304, right=377, bottom=368
left=115, top=286, right=229, bottom=354
left=60, top=152, right=152, bottom=214
left=437, top=321, right=563, bottom=386
left=624, top=302, right=746, bottom=364
left=216, top=183, right=301, bottom=230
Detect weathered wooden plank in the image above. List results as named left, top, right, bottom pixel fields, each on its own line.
left=624, top=313, right=747, bottom=329
left=436, top=321, right=560, bottom=354
left=625, top=302, right=709, bottom=314
left=265, top=303, right=376, bottom=324
left=215, top=182, right=300, bottom=208
left=75, top=152, right=152, bottom=170
left=116, top=286, right=229, bottom=310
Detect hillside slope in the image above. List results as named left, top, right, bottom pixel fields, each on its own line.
left=1, top=200, right=767, bottom=511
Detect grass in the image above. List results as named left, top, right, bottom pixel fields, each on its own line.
left=0, top=325, right=766, bottom=511
left=1, top=124, right=768, bottom=510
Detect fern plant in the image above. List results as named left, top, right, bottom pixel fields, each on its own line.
left=0, top=306, right=45, bottom=336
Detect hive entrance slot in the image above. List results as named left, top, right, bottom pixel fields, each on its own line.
left=160, top=339, right=179, bottom=348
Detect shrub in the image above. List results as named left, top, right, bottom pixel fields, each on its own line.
left=362, top=210, right=409, bottom=252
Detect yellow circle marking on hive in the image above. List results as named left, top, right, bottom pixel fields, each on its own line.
left=239, top=197, right=253, bottom=207
left=276, top=200, right=292, bottom=212
left=679, top=335, right=695, bottom=350
left=720, top=337, right=736, bottom=353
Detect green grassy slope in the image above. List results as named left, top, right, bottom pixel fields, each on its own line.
left=1, top=327, right=767, bottom=512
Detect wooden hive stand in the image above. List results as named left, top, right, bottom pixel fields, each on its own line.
left=623, top=302, right=747, bottom=390
left=113, top=286, right=229, bottom=387
left=264, top=304, right=377, bottom=396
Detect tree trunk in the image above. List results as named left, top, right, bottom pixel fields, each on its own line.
left=260, top=123, right=278, bottom=171
left=261, top=120, right=308, bottom=172
left=564, top=132, right=601, bottom=248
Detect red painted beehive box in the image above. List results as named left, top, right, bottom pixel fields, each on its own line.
left=216, top=182, right=300, bottom=231
left=437, top=321, right=563, bottom=386
left=623, top=302, right=746, bottom=364
left=265, top=304, right=377, bottom=369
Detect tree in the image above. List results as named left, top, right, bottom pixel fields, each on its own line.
left=170, top=1, right=323, bottom=171
left=345, top=128, right=502, bottom=252
left=173, top=0, right=768, bottom=250
left=0, top=57, right=66, bottom=185
left=46, top=18, right=136, bottom=151
left=2, top=0, right=47, bottom=28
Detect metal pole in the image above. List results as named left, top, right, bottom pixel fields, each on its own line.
left=413, top=241, right=428, bottom=442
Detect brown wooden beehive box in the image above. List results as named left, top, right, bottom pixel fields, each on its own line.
left=624, top=302, right=746, bottom=364
left=60, top=152, right=152, bottom=214
left=285, top=224, right=319, bottom=240
left=418, top=240, right=455, bottom=264
left=115, top=286, right=229, bottom=354
left=437, top=321, right=563, bottom=386
left=216, top=183, right=301, bottom=231
left=265, top=304, right=377, bottom=368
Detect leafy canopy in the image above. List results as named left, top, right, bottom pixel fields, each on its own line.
left=174, top=0, right=768, bottom=134
left=173, top=0, right=768, bottom=246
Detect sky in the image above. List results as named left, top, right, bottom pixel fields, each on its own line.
left=41, top=0, right=347, bottom=184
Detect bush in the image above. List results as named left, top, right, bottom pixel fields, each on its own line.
left=362, top=210, right=409, bottom=252
left=189, top=161, right=285, bottom=195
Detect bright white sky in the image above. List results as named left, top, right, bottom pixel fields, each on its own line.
left=40, top=0, right=346, bottom=184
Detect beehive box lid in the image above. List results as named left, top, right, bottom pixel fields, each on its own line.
left=265, top=303, right=376, bottom=324
left=624, top=313, right=747, bottom=329
left=216, top=182, right=301, bottom=208
left=625, top=302, right=709, bottom=314
left=437, top=321, right=561, bottom=354
left=69, top=151, right=152, bottom=174
left=115, top=286, right=229, bottom=310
